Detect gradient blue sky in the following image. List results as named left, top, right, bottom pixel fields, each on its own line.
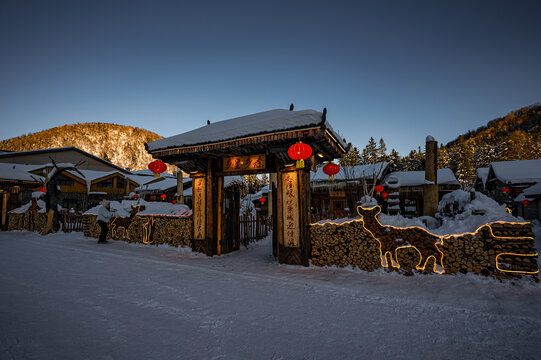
left=1, top=0, right=540, bottom=155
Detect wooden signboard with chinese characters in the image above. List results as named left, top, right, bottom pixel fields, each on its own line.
left=281, top=171, right=300, bottom=247
left=223, top=154, right=266, bottom=173
left=193, top=177, right=206, bottom=240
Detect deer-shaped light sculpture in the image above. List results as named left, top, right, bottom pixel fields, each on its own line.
left=111, top=205, right=145, bottom=240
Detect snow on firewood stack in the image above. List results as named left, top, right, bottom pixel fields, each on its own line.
left=386, top=176, right=400, bottom=215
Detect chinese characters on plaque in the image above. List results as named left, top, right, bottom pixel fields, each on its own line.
left=193, top=177, right=206, bottom=240
left=223, top=154, right=266, bottom=173
left=281, top=171, right=299, bottom=247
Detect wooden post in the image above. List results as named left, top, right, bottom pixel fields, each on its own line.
left=177, top=170, right=184, bottom=204
left=205, top=159, right=219, bottom=256
left=216, top=175, right=223, bottom=256
left=277, top=167, right=310, bottom=266
left=1, top=192, right=8, bottom=230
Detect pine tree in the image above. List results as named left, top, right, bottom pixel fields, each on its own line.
left=376, top=138, right=388, bottom=163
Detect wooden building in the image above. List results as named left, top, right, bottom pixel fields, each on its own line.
left=0, top=147, right=131, bottom=173
left=146, top=108, right=346, bottom=265
left=310, top=162, right=389, bottom=220
left=26, top=166, right=150, bottom=211
left=0, top=163, right=44, bottom=230
left=381, top=169, right=461, bottom=217
left=475, top=159, right=541, bottom=214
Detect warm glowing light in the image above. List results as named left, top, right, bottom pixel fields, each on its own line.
left=172, top=199, right=176, bottom=204
left=288, top=142, right=312, bottom=168
left=259, top=197, right=266, bottom=203
left=160, top=194, right=167, bottom=200
left=495, top=253, right=539, bottom=274
left=311, top=205, right=538, bottom=276
left=148, top=160, right=167, bottom=177
left=322, top=162, right=340, bottom=181
left=374, top=185, right=384, bottom=195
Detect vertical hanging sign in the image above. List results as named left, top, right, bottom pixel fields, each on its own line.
left=282, top=171, right=300, bottom=247
left=193, top=177, right=206, bottom=240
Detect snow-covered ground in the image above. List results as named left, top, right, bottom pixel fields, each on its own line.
left=1, top=231, right=540, bottom=360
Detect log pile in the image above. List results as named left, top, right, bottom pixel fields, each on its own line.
left=310, top=217, right=539, bottom=280
left=310, top=220, right=380, bottom=270
left=8, top=213, right=47, bottom=232
left=84, top=214, right=193, bottom=248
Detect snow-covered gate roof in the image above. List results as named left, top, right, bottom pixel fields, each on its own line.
left=146, top=108, right=347, bottom=173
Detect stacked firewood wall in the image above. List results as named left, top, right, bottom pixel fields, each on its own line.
left=83, top=214, right=193, bottom=248
left=8, top=213, right=47, bottom=232
left=310, top=220, right=539, bottom=280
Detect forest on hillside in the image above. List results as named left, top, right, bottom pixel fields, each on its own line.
left=0, top=123, right=163, bottom=171
left=341, top=103, right=541, bottom=188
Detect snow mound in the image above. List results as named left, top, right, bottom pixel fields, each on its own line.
left=85, top=200, right=192, bottom=217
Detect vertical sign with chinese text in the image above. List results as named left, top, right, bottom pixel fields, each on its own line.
left=193, top=177, right=206, bottom=240
left=281, top=171, right=299, bottom=247
left=223, top=154, right=266, bottom=173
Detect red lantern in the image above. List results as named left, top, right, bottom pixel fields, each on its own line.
left=148, top=160, right=167, bottom=177
left=322, top=162, right=340, bottom=181
left=259, top=197, right=266, bottom=203
left=381, top=192, right=389, bottom=200
left=288, top=142, right=312, bottom=168
left=160, top=194, right=167, bottom=200
left=521, top=199, right=530, bottom=206
left=501, top=187, right=510, bottom=193
left=374, top=185, right=384, bottom=195
left=38, top=187, right=46, bottom=193
left=172, top=199, right=177, bottom=204
left=134, top=194, right=138, bottom=200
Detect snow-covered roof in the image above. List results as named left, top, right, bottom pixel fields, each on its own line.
left=249, top=185, right=270, bottom=200
left=489, top=159, right=541, bottom=185
left=515, top=182, right=541, bottom=202
left=382, top=168, right=460, bottom=187
left=131, top=169, right=176, bottom=178
left=311, top=162, right=388, bottom=182
left=476, top=168, right=489, bottom=187
left=148, top=109, right=345, bottom=151
left=135, top=177, right=182, bottom=192
left=224, top=175, right=246, bottom=188
left=0, top=163, right=44, bottom=182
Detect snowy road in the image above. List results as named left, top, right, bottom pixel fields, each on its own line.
left=1, top=231, right=540, bottom=360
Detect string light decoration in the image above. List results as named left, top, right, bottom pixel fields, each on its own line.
left=287, top=142, right=312, bottom=169
left=148, top=160, right=167, bottom=177
left=312, top=205, right=539, bottom=276
left=322, top=162, right=340, bottom=181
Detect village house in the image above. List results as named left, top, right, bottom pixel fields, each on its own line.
left=474, top=159, right=541, bottom=217
left=380, top=168, right=461, bottom=217
left=310, top=162, right=389, bottom=219
left=0, top=163, right=44, bottom=230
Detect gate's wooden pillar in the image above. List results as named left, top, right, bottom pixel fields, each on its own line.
left=276, top=166, right=311, bottom=266
left=192, top=173, right=207, bottom=254
left=205, top=159, right=220, bottom=256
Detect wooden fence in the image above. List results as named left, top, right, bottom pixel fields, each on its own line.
left=61, top=212, right=85, bottom=232
left=240, top=214, right=272, bottom=247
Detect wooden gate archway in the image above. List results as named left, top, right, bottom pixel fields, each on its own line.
left=146, top=108, right=346, bottom=265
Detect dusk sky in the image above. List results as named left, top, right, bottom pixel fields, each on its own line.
left=1, top=0, right=540, bottom=155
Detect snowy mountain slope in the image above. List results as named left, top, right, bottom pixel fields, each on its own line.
left=0, top=123, right=163, bottom=171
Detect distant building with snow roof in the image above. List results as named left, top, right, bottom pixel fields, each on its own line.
left=514, top=182, right=541, bottom=221
left=0, top=163, right=45, bottom=229
left=310, top=162, right=389, bottom=219
left=380, top=168, right=461, bottom=217
left=477, top=159, right=541, bottom=213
